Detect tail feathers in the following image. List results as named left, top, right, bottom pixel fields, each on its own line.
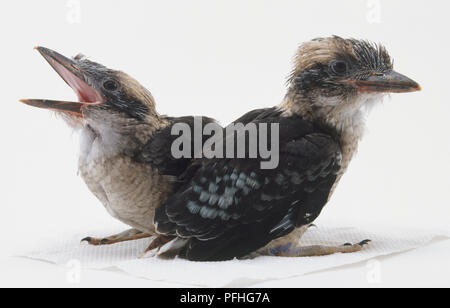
left=180, top=228, right=273, bottom=261
left=156, top=238, right=189, bottom=259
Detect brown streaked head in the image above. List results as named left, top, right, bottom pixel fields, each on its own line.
left=288, top=36, right=421, bottom=98
left=20, top=47, right=157, bottom=123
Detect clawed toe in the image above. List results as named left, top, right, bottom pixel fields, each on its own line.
left=358, top=239, right=372, bottom=246
left=81, top=237, right=92, bottom=244
left=343, top=239, right=371, bottom=247
left=81, top=237, right=110, bottom=246
left=81, top=237, right=96, bottom=245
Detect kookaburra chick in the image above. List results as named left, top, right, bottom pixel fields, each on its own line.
left=153, top=36, right=421, bottom=261
left=20, top=47, right=217, bottom=246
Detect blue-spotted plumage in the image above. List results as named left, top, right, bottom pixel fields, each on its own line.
left=209, top=183, right=219, bottom=194
left=154, top=108, right=342, bottom=261
left=208, top=194, right=219, bottom=206
left=187, top=201, right=201, bottom=215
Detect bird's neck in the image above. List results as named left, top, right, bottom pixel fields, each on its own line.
left=279, top=91, right=383, bottom=169
left=79, top=110, right=168, bottom=163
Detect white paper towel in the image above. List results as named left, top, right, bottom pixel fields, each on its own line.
left=22, top=223, right=450, bottom=287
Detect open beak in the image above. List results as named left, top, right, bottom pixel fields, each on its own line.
left=343, top=70, right=421, bottom=94
left=20, top=47, right=104, bottom=117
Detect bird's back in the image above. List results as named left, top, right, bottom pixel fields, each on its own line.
left=155, top=108, right=342, bottom=261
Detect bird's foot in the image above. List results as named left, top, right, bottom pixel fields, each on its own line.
left=139, top=235, right=174, bottom=258
left=268, top=239, right=372, bottom=257
left=81, top=228, right=151, bottom=246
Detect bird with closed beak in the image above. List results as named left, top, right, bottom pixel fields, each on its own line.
left=153, top=36, right=421, bottom=261
left=20, top=47, right=217, bottom=249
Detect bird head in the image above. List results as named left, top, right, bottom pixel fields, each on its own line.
left=283, top=36, right=421, bottom=130
left=20, top=47, right=158, bottom=128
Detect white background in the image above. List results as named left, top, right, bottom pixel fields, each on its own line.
left=0, top=0, right=449, bottom=287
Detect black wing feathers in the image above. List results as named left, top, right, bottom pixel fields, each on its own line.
left=135, top=116, right=217, bottom=176
left=155, top=108, right=342, bottom=261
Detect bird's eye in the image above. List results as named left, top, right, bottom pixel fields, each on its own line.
left=330, top=61, right=348, bottom=76
left=103, top=80, right=118, bottom=91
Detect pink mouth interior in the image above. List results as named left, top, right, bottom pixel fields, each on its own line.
left=49, top=58, right=104, bottom=103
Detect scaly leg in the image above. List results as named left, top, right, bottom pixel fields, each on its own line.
left=249, top=224, right=372, bottom=258
left=268, top=240, right=371, bottom=257
left=82, top=228, right=151, bottom=246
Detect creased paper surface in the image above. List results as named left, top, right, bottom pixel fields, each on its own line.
left=23, top=224, right=450, bottom=287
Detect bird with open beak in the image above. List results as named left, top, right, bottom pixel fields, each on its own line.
left=153, top=36, right=421, bottom=261
left=21, top=47, right=217, bottom=247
